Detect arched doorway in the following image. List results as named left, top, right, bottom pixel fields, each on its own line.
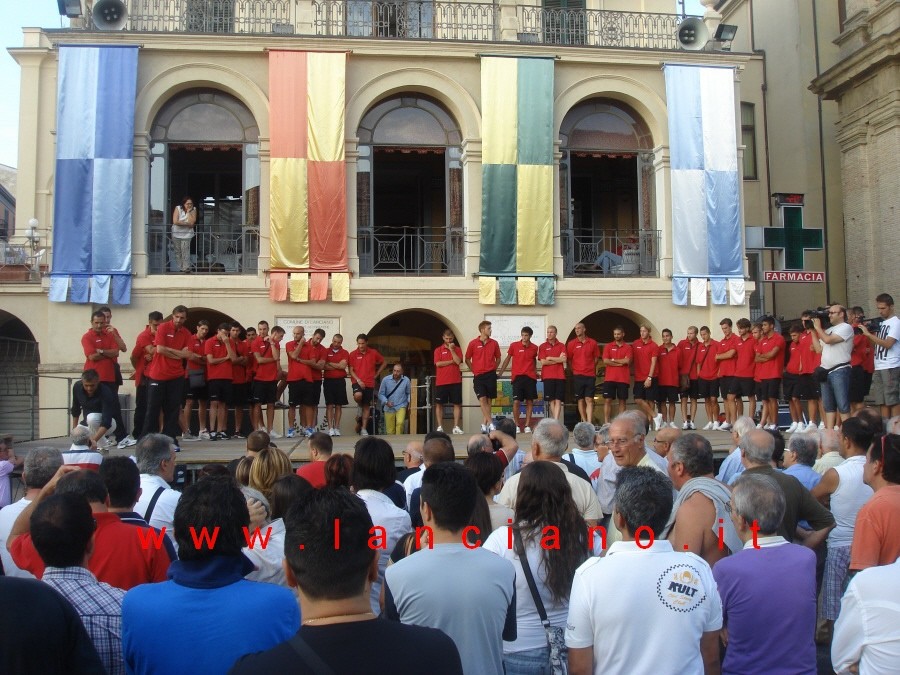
left=0, top=312, right=40, bottom=440
left=559, top=98, right=657, bottom=277
left=147, top=89, right=260, bottom=275
left=356, top=95, right=464, bottom=277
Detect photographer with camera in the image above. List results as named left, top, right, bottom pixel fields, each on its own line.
left=859, top=293, right=900, bottom=418
left=810, top=305, right=854, bottom=429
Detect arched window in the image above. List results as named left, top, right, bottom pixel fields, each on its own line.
left=559, top=99, right=656, bottom=277
left=147, top=89, right=259, bottom=274
left=356, top=95, right=463, bottom=276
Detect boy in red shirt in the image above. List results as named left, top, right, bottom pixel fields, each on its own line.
left=465, top=321, right=502, bottom=432
left=498, top=327, right=539, bottom=433
left=656, top=328, right=681, bottom=428
left=348, top=333, right=385, bottom=436
left=251, top=321, right=284, bottom=438
left=180, top=320, right=210, bottom=442
left=715, top=318, right=741, bottom=431
left=229, top=323, right=251, bottom=439
left=631, top=325, right=661, bottom=430
left=729, top=318, right=758, bottom=421
left=783, top=324, right=805, bottom=433
left=601, top=326, right=632, bottom=424
left=434, top=329, right=464, bottom=434
left=205, top=322, right=236, bottom=440
left=296, top=329, right=327, bottom=437
left=754, top=316, right=786, bottom=430
left=567, top=323, right=601, bottom=424
left=696, top=326, right=721, bottom=430
left=677, top=326, right=700, bottom=429
left=538, top=325, right=567, bottom=422
left=323, top=334, right=350, bottom=436
left=129, top=311, right=163, bottom=442
left=143, top=305, right=193, bottom=442
left=798, top=311, right=824, bottom=431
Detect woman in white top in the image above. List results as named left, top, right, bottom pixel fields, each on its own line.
left=484, top=462, right=589, bottom=675
left=171, top=196, right=197, bottom=273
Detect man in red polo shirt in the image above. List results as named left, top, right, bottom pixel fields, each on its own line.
left=715, top=318, right=741, bottom=431
left=677, top=326, right=700, bottom=429
left=349, top=333, right=385, bottom=436
left=81, top=310, right=123, bottom=437
left=251, top=321, right=284, bottom=439
left=539, top=325, right=567, bottom=422
left=696, top=326, right=721, bottom=430
left=323, top=333, right=350, bottom=436
left=729, top=318, right=757, bottom=422
left=783, top=325, right=805, bottom=433
left=128, top=311, right=163, bottom=444
left=754, top=316, right=785, bottom=431
left=230, top=323, right=251, bottom=439
left=143, top=305, right=193, bottom=442
left=498, top=327, right=539, bottom=433
left=99, top=306, right=128, bottom=445
left=284, top=325, right=310, bottom=439
left=656, top=328, right=681, bottom=428
left=434, top=329, right=464, bottom=434
left=295, top=432, right=333, bottom=488
left=567, top=322, right=601, bottom=424
left=798, top=311, right=824, bottom=432
left=848, top=306, right=874, bottom=415
left=601, top=326, right=631, bottom=424
left=465, top=321, right=502, bottom=433
left=632, top=324, right=661, bottom=430
left=180, top=320, right=210, bottom=442
left=297, top=329, right=327, bottom=437
left=205, top=323, right=236, bottom=441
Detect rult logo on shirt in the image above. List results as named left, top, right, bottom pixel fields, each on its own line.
left=657, top=564, right=707, bottom=613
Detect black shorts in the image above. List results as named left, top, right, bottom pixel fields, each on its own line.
left=542, top=379, right=565, bottom=402
left=573, top=375, right=596, bottom=400
left=352, top=383, right=374, bottom=406
left=697, top=378, right=719, bottom=400
left=759, top=378, right=781, bottom=400
left=602, top=381, right=629, bottom=401
left=512, top=376, right=538, bottom=402
left=434, top=383, right=463, bottom=405
left=251, top=380, right=277, bottom=405
left=207, top=379, right=233, bottom=403
left=184, top=383, right=208, bottom=401
left=323, top=379, right=348, bottom=406
left=473, top=372, right=498, bottom=400
left=231, top=382, right=249, bottom=406
left=728, top=377, right=755, bottom=398
left=288, top=381, right=317, bottom=407
left=718, top=376, right=735, bottom=397
left=797, top=374, right=820, bottom=401
left=633, top=379, right=658, bottom=401
left=303, top=381, right=322, bottom=406
left=680, top=379, right=699, bottom=400
left=657, top=385, right=679, bottom=404
left=849, top=365, right=872, bottom=404
left=782, top=373, right=801, bottom=399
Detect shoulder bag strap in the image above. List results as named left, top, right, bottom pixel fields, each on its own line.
left=385, top=378, right=404, bottom=400
left=514, top=529, right=550, bottom=626
left=143, top=486, right=166, bottom=523
left=287, top=632, right=336, bottom=675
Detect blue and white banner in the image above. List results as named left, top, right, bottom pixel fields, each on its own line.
left=50, top=45, right=138, bottom=305
left=664, top=64, right=743, bottom=306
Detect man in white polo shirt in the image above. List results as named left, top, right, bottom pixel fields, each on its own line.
left=133, top=433, right=181, bottom=551
left=566, top=467, right=722, bottom=675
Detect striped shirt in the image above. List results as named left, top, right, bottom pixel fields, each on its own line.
left=43, top=566, right=125, bottom=675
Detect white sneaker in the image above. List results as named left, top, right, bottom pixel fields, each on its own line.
left=688, top=422, right=696, bottom=430
left=269, top=429, right=282, bottom=439
left=833, top=425, right=840, bottom=431
left=452, top=426, right=464, bottom=435
left=333, top=428, right=341, bottom=437
left=756, top=423, right=763, bottom=429
left=712, top=422, right=721, bottom=431
left=488, top=423, right=496, bottom=432
left=786, top=422, right=799, bottom=433
left=804, top=422, right=817, bottom=432
left=669, top=422, right=679, bottom=429
left=181, top=433, right=199, bottom=442
left=481, top=424, right=488, bottom=433
left=682, top=421, right=690, bottom=430
left=360, top=429, right=369, bottom=436
left=703, top=422, right=714, bottom=430
left=818, top=422, right=826, bottom=430
left=327, top=427, right=335, bottom=436
left=719, top=422, right=732, bottom=432
left=653, top=413, right=663, bottom=431
left=436, top=426, right=444, bottom=433
left=199, top=430, right=211, bottom=441
left=117, top=434, right=137, bottom=449
left=523, top=426, right=532, bottom=434
left=97, top=436, right=116, bottom=450
left=766, top=424, right=777, bottom=431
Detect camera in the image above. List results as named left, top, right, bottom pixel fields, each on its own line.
left=802, top=308, right=830, bottom=331
left=864, top=317, right=884, bottom=333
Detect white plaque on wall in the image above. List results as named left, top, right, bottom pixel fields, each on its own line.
left=483, top=315, right=547, bottom=348
left=275, top=317, right=342, bottom=338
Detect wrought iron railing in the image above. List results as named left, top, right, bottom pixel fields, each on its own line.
left=99, top=0, right=297, bottom=34
left=358, top=226, right=463, bottom=276
left=561, top=229, right=660, bottom=277
left=147, top=224, right=259, bottom=274
left=517, top=7, right=683, bottom=49
left=0, top=236, right=46, bottom=282
left=313, top=0, right=497, bottom=40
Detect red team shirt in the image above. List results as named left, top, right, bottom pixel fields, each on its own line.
left=677, top=339, right=700, bottom=380
left=434, top=344, right=463, bottom=386
left=251, top=337, right=280, bottom=382
left=567, top=338, right=601, bottom=377
left=204, top=337, right=234, bottom=381
left=324, top=346, right=351, bottom=379
left=631, top=339, right=659, bottom=380
left=538, top=340, right=566, bottom=381
left=185, top=333, right=206, bottom=378
left=465, top=338, right=501, bottom=376
left=131, top=327, right=155, bottom=387
left=507, top=341, right=539, bottom=379
left=349, top=348, right=385, bottom=388
left=717, top=334, right=741, bottom=377
left=298, top=342, right=327, bottom=382
left=755, top=333, right=786, bottom=381
left=146, top=320, right=192, bottom=381
left=798, top=331, right=820, bottom=374
left=231, top=340, right=250, bottom=385
left=657, top=345, right=680, bottom=387
left=697, top=340, right=721, bottom=380
left=785, top=340, right=803, bottom=375
left=734, top=336, right=758, bottom=379
left=602, top=342, right=632, bottom=384
left=81, top=329, right=119, bottom=383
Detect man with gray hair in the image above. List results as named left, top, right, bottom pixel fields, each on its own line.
left=715, top=415, right=756, bottom=484
left=739, top=429, right=834, bottom=544
left=813, top=428, right=844, bottom=474
left=498, top=418, right=602, bottom=524
left=133, top=433, right=181, bottom=550
left=62, top=426, right=103, bottom=471
left=565, top=421, right=603, bottom=490
left=782, top=434, right=822, bottom=491
left=663, top=433, right=742, bottom=565
left=0, top=447, right=62, bottom=578
left=566, top=467, right=722, bottom=675
left=713, top=473, right=817, bottom=675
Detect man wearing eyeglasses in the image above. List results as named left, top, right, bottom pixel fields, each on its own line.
left=811, top=305, right=855, bottom=430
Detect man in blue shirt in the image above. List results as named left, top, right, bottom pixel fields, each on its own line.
left=378, top=363, right=411, bottom=435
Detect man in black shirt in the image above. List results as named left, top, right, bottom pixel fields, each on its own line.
left=70, top=369, right=120, bottom=450
left=230, top=488, right=462, bottom=675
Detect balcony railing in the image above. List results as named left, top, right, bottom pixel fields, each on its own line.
left=562, top=229, right=660, bottom=277
left=517, top=7, right=682, bottom=50
left=358, top=226, right=463, bottom=276
left=0, top=236, right=46, bottom=283
left=147, top=224, right=259, bottom=274
left=314, top=0, right=497, bottom=40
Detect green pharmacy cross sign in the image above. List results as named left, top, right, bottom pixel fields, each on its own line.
left=763, top=202, right=823, bottom=271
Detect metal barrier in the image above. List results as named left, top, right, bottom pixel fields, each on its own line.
left=516, top=6, right=683, bottom=49
left=147, top=224, right=259, bottom=274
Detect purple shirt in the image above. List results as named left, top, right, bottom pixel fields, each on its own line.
left=713, top=540, right=817, bottom=675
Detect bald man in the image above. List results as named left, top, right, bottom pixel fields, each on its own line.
left=651, top=426, right=681, bottom=459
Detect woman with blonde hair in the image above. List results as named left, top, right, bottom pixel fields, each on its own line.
left=248, top=447, right=293, bottom=500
